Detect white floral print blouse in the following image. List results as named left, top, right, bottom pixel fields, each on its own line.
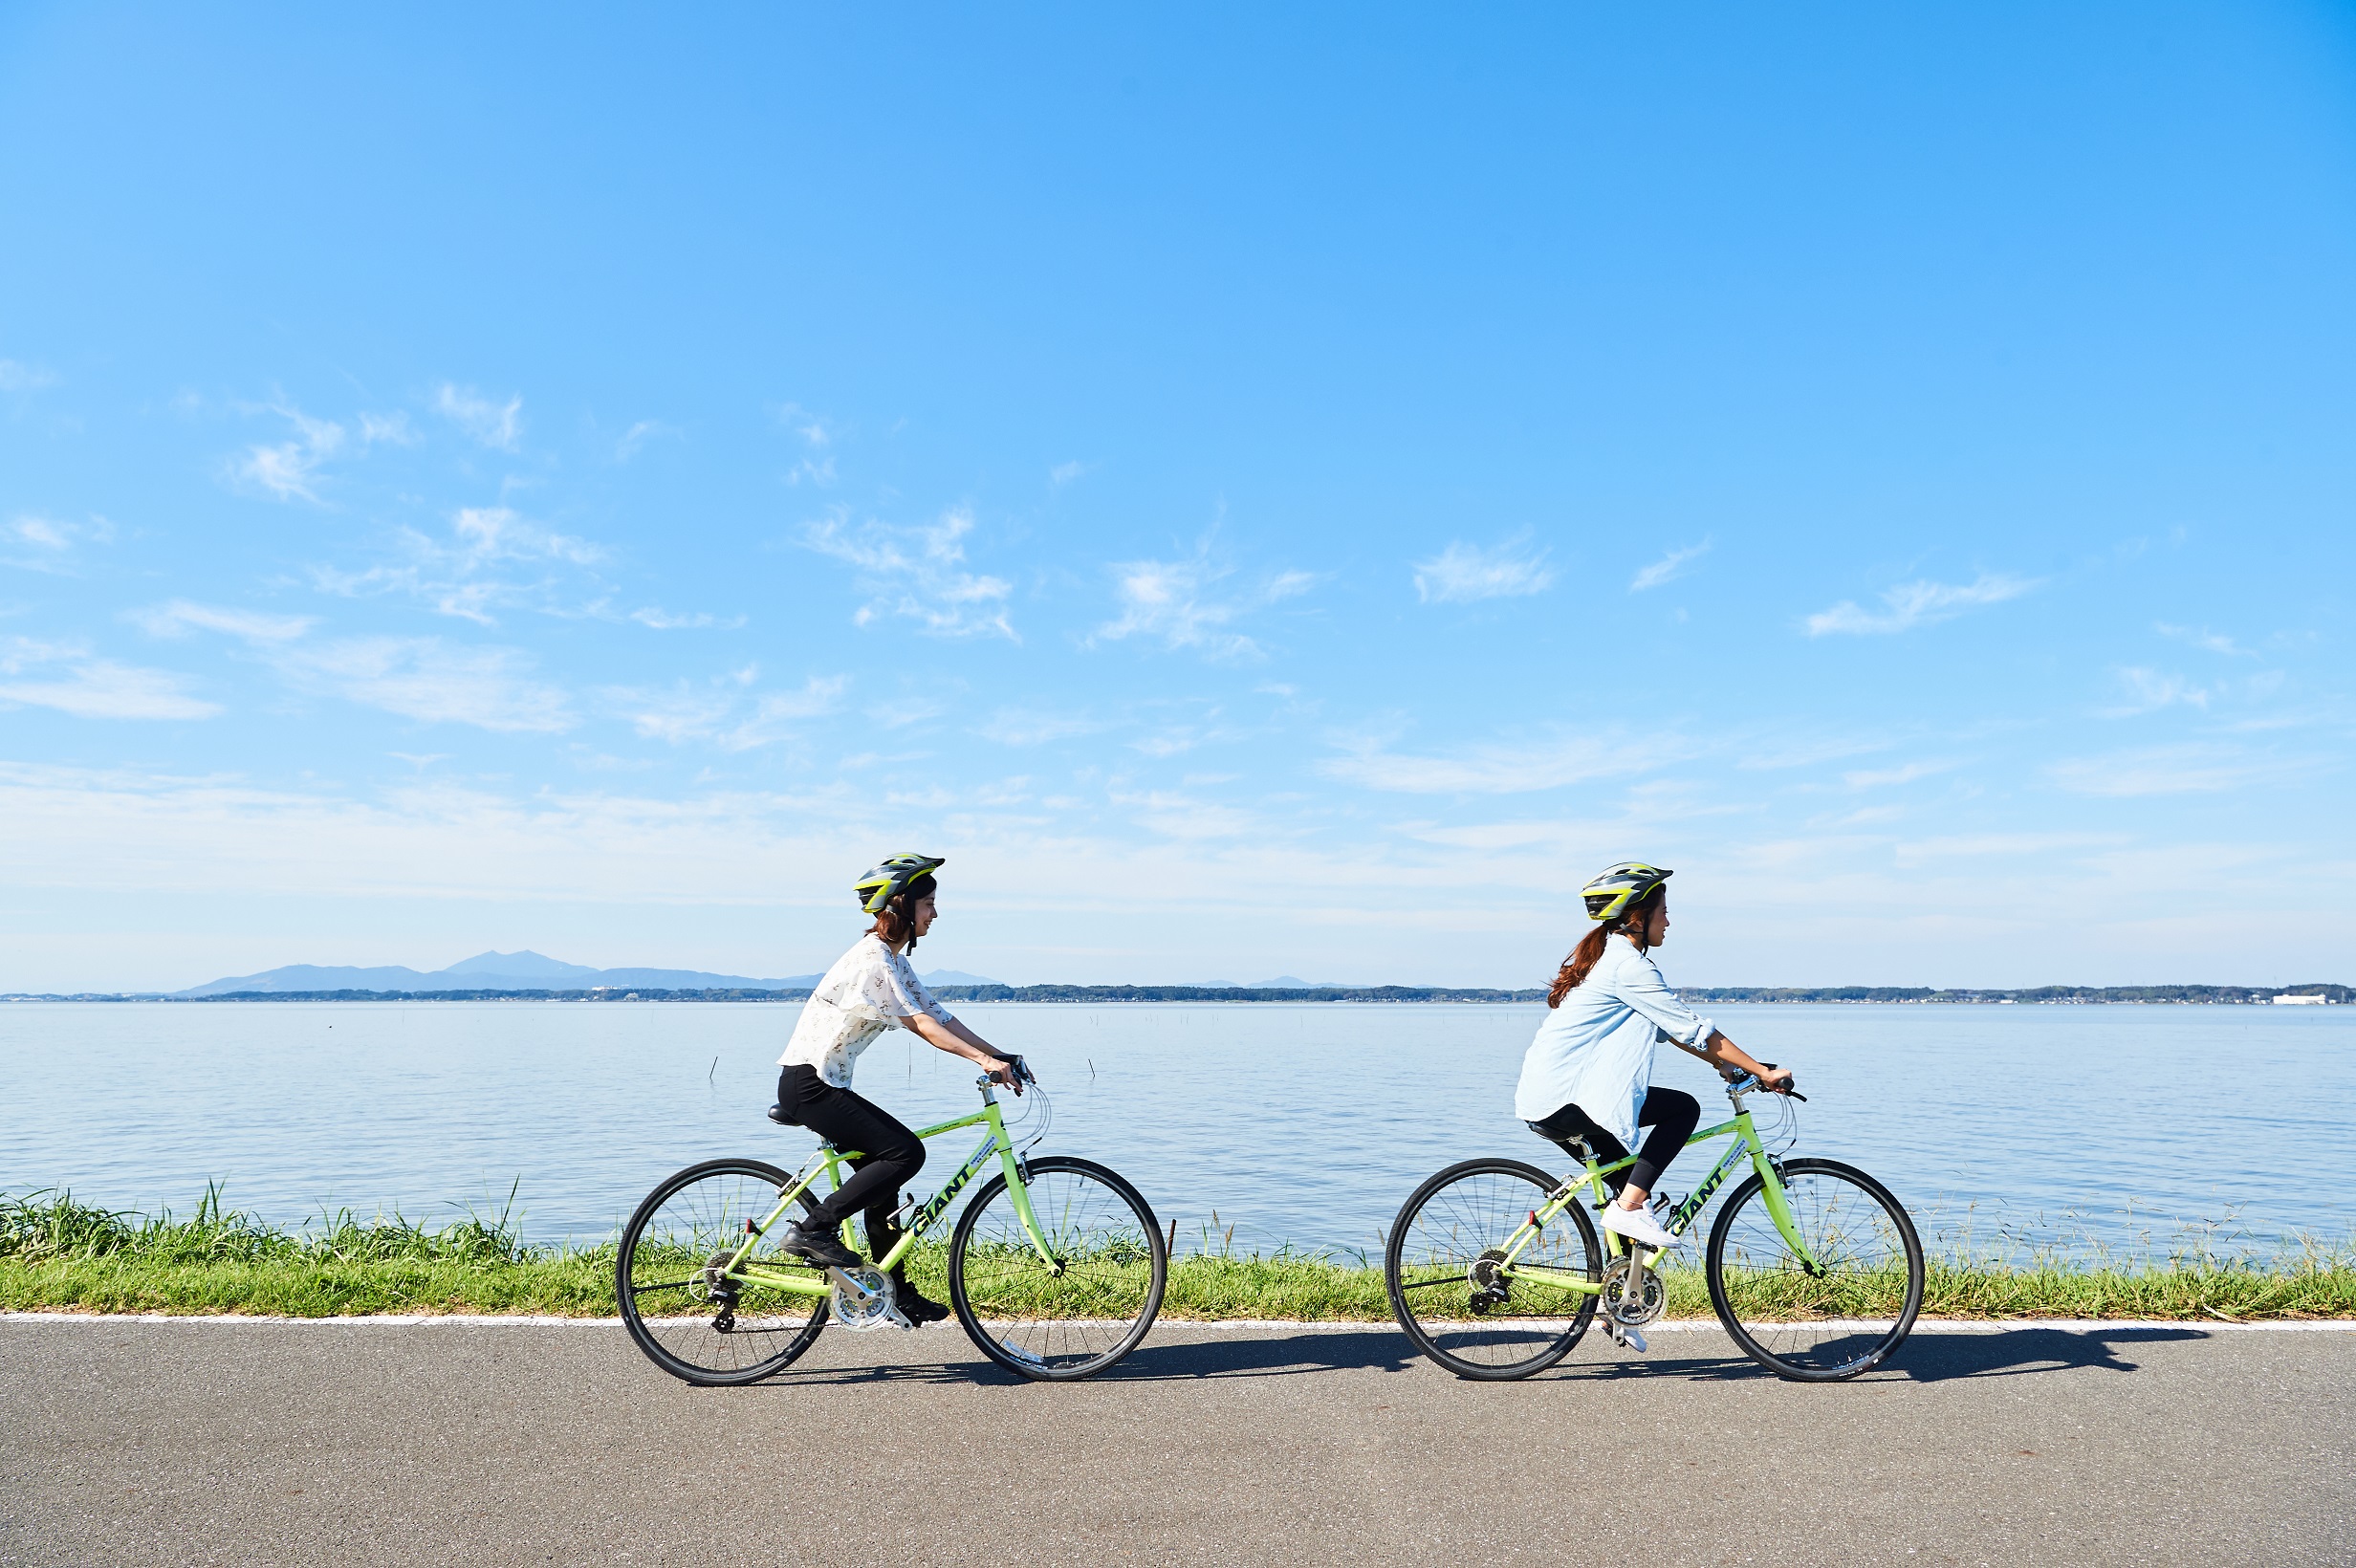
left=776, top=934, right=958, bottom=1088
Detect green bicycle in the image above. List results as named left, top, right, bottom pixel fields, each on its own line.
left=618, top=1060, right=1167, bottom=1384
left=1385, top=1070, right=1923, bottom=1382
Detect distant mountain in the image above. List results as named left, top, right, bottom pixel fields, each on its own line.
left=440, top=950, right=604, bottom=982
left=173, top=949, right=825, bottom=997
left=920, top=969, right=997, bottom=987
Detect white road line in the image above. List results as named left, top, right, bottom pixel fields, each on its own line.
left=4, top=1312, right=2353, bottom=1331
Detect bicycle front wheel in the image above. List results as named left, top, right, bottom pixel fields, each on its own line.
left=1705, top=1157, right=1923, bottom=1382
left=617, top=1158, right=829, bottom=1386
left=1385, top=1158, right=1602, bottom=1381
left=948, top=1156, right=1166, bottom=1381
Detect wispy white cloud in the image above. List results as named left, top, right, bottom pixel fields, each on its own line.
left=2103, top=667, right=2211, bottom=717
left=614, top=420, right=676, bottom=462
left=1322, top=726, right=1691, bottom=795
left=0, top=637, right=218, bottom=720
left=279, top=637, right=574, bottom=733
left=1842, top=759, right=1955, bottom=789
left=311, top=507, right=607, bottom=625
left=976, top=708, right=1102, bottom=746
left=1117, top=790, right=1258, bottom=840
left=1411, top=535, right=1554, bottom=604
left=775, top=403, right=834, bottom=447
left=222, top=398, right=414, bottom=504
left=801, top=506, right=1015, bottom=640
left=774, top=403, right=837, bottom=485
left=2047, top=744, right=2315, bottom=797
left=629, top=606, right=743, bottom=631
left=608, top=670, right=848, bottom=751
left=4, top=513, right=115, bottom=572
left=125, top=604, right=573, bottom=733
left=1629, top=538, right=1712, bottom=593
left=434, top=384, right=524, bottom=451
left=357, top=411, right=417, bottom=446
left=1093, top=548, right=1315, bottom=660
left=130, top=599, right=316, bottom=643
left=0, top=359, right=59, bottom=392
left=1890, top=832, right=2122, bottom=868
left=229, top=404, right=347, bottom=502
left=2156, top=622, right=2253, bottom=658
left=1050, top=460, right=1087, bottom=490
left=1804, top=573, right=2040, bottom=637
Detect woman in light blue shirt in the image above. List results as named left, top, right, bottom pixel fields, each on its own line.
left=1515, top=862, right=1795, bottom=1252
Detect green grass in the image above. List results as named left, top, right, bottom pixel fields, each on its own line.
left=6, top=1188, right=2352, bottom=1320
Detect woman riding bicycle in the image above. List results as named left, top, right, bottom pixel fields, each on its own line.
left=773, top=853, right=1027, bottom=1322
left=1515, top=862, right=1795, bottom=1252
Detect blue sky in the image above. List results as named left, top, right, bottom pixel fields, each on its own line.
left=4, top=3, right=2352, bottom=992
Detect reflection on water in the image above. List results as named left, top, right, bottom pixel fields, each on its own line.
left=2, top=1001, right=2348, bottom=1261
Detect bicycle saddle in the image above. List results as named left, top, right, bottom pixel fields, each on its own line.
left=766, top=1103, right=796, bottom=1126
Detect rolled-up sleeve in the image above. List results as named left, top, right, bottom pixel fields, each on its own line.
left=1617, top=956, right=1715, bottom=1048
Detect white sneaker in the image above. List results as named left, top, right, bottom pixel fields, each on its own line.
left=1600, top=1203, right=1681, bottom=1251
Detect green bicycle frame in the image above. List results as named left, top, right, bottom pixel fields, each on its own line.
left=717, top=1078, right=1054, bottom=1298
left=1495, top=1092, right=1819, bottom=1294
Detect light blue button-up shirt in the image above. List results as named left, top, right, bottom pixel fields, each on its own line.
left=1513, top=933, right=1717, bottom=1151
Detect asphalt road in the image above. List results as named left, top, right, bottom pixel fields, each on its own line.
left=3, top=1318, right=2349, bottom=1567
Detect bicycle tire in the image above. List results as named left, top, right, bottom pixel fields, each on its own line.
left=947, top=1156, right=1166, bottom=1382
left=1385, top=1157, right=1602, bottom=1381
left=1704, top=1157, right=1923, bottom=1383
left=617, top=1157, right=830, bottom=1386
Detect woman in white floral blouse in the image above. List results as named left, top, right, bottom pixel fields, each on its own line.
left=771, top=854, right=1025, bottom=1323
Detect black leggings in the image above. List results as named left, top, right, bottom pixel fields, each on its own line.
left=775, top=1065, right=927, bottom=1265
left=1527, top=1087, right=1700, bottom=1197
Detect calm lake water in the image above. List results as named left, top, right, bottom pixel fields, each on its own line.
left=3, top=1001, right=2348, bottom=1262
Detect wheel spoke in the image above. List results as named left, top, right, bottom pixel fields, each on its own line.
left=618, top=1162, right=830, bottom=1384
left=1707, top=1161, right=1922, bottom=1381
left=949, top=1161, right=1165, bottom=1380
left=1385, top=1161, right=1600, bottom=1380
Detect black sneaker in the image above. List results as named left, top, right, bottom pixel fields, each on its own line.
left=891, top=1278, right=950, bottom=1324
left=776, top=1221, right=862, bottom=1272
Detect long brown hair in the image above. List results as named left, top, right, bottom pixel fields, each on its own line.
left=1547, top=884, right=1664, bottom=1007
left=867, top=875, right=938, bottom=952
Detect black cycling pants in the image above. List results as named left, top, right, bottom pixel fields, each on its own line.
left=775, top=1065, right=927, bottom=1266
left=1527, top=1087, right=1701, bottom=1197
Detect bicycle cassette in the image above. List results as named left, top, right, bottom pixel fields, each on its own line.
left=829, top=1266, right=913, bottom=1332
left=1601, top=1256, right=1665, bottom=1327
left=1467, top=1249, right=1511, bottom=1315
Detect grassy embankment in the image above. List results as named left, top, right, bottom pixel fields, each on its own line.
left=5, top=1188, right=2351, bottom=1320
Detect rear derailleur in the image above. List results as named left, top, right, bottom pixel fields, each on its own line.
left=1467, top=1249, right=1511, bottom=1315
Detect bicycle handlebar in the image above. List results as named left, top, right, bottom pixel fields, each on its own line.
left=1726, top=1066, right=1807, bottom=1102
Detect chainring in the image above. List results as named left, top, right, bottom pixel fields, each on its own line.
left=1601, top=1256, right=1665, bottom=1326
left=829, top=1266, right=911, bottom=1332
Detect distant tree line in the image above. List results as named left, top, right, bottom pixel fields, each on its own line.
left=12, top=981, right=2346, bottom=1004
left=1672, top=984, right=2352, bottom=1005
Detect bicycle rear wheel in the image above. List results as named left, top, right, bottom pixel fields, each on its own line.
left=948, top=1156, right=1166, bottom=1382
left=617, top=1158, right=829, bottom=1385
left=1385, top=1158, right=1602, bottom=1380
left=1705, top=1157, right=1923, bottom=1382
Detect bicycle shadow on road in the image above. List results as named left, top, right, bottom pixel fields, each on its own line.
left=1874, top=1326, right=2207, bottom=1383
left=735, top=1325, right=2212, bottom=1391
left=1540, top=1326, right=2210, bottom=1385
left=749, top=1329, right=1429, bottom=1388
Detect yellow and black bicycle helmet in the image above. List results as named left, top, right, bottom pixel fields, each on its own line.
left=855, top=853, right=946, bottom=915
left=1581, top=861, right=1672, bottom=923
